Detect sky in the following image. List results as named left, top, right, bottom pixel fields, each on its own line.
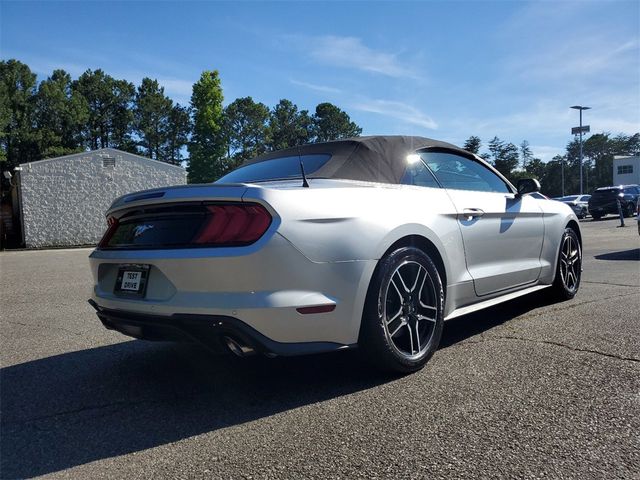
left=1, top=0, right=639, bottom=161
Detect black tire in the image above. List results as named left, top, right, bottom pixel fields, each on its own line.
left=551, top=228, right=582, bottom=300
left=592, top=213, right=602, bottom=221
left=359, top=246, right=444, bottom=373
left=625, top=203, right=635, bottom=218
left=578, top=208, right=586, bottom=219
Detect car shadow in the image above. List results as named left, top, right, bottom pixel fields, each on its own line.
left=594, top=248, right=640, bottom=261
left=1, top=289, right=558, bottom=478
left=440, top=289, right=554, bottom=348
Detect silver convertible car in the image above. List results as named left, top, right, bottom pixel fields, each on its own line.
left=89, top=136, right=582, bottom=373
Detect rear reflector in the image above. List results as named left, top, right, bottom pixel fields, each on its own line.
left=296, top=305, right=336, bottom=315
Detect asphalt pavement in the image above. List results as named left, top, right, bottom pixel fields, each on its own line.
left=1, top=216, right=639, bottom=479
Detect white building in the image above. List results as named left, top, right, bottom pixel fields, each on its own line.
left=612, top=155, right=640, bottom=186
left=14, top=148, right=186, bottom=248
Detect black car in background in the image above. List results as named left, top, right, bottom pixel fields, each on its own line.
left=588, top=185, right=639, bottom=220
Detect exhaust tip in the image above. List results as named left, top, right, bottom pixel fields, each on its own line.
left=224, top=336, right=255, bottom=357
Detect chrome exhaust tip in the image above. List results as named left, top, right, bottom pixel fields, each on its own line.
left=224, top=336, right=256, bottom=357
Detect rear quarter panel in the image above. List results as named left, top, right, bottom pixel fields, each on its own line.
left=538, top=199, right=581, bottom=284
left=244, top=181, right=471, bottom=287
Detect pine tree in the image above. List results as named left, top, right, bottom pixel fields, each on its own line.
left=0, top=59, right=39, bottom=169
left=519, top=140, right=532, bottom=169
left=34, top=69, right=87, bottom=158
left=164, top=104, right=191, bottom=165
left=266, top=99, right=312, bottom=151
left=311, top=102, right=362, bottom=142
left=134, top=78, right=173, bottom=160
left=72, top=69, right=135, bottom=150
left=187, top=70, right=226, bottom=183
left=463, top=135, right=481, bottom=155
left=224, top=96, right=269, bottom=169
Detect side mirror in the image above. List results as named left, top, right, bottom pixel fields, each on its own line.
left=517, top=178, right=541, bottom=196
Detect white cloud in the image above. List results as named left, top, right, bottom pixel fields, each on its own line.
left=529, top=145, right=565, bottom=162
left=290, top=79, right=342, bottom=94
left=351, top=98, right=437, bottom=130
left=508, top=37, right=639, bottom=81
left=291, top=35, right=417, bottom=78
left=155, top=78, right=194, bottom=97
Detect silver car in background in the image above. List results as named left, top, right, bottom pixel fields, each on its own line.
left=89, top=136, right=582, bottom=373
left=553, top=195, right=591, bottom=219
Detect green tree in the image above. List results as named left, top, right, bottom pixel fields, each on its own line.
left=463, top=135, right=481, bottom=155
left=164, top=104, right=191, bottom=165
left=525, top=157, right=545, bottom=180
left=582, top=133, right=613, bottom=189
left=625, top=133, right=640, bottom=155
left=134, top=77, right=173, bottom=160
left=519, top=140, right=533, bottom=169
left=34, top=69, right=87, bottom=158
left=310, top=102, right=362, bottom=142
left=187, top=70, right=226, bottom=183
left=223, top=96, right=269, bottom=169
left=540, top=155, right=565, bottom=197
left=72, top=69, right=135, bottom=150
left=266, top=99, right=312, bottom=151
left=487, top=136, right=519, bottom=179
left=0, top=59, right=38, bottom=169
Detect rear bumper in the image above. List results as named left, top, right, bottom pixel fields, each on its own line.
left=589, top=201, right=628, bottom=216
left=89, top=300, right=353, bottom=356
left=88, top=233, right=378, bottom=346
left=569, top=204, right=586, bottom=216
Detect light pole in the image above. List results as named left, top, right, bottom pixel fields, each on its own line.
left=571, top=105, right=591, bottom=194
left=561, top=156, right=564, bottom=197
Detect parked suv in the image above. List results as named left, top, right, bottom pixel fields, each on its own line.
left=588, top=185, right=639, bottom=220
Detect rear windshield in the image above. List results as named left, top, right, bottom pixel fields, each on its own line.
left=217, top=154, right=331, bottom=183
left=592, top=189, right=620, bottom=198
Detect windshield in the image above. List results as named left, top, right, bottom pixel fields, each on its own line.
left=217, top=154, right=332, bottom=183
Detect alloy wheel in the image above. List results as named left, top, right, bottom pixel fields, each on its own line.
left=559, top=234, right=581, bottom=292
left=382, top=260, right=438, bottom=360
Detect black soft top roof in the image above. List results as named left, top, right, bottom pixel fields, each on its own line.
left=246, top=135, right=470, bottom=184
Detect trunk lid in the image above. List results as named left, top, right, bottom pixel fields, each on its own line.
left=100, top=184, right=276, bottom=250
left=107, top=183, right=249, bottom=215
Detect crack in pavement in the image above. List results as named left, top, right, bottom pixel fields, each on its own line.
left=520, top=291, right=633, bottom=320
left=462, top=335, right=640, bottom=363
left=582, top=280, right=639, bottom=288
left=1, top=319, right=85, bottom=337
left=2, top=398, right=165, bottom=427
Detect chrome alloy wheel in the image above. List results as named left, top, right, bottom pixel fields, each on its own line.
left=559, top=233, right=581, bottom=292
left=383, top=260, right=438, bottom=359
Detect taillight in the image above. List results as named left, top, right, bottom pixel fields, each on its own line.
left=98, top=216, right=119, bottom=248
left=193, top=203, right=272, bottom=245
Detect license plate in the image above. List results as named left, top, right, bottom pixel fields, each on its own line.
left=114, top=265, right=150, bottom=296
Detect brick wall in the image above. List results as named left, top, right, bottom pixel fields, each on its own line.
left=20, top=149, right=187, bottom=247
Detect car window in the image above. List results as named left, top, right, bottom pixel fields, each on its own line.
left=217, top=154, right=331, bottom=183
left=563, top=195, right=578, bottom=201
left=592, top=188, right=620, bottom=199
left=623, top=186, right=639, bottom=194
left=400, top=159, right=440, bottom=188
left=419, top=151, right=510, bottom=193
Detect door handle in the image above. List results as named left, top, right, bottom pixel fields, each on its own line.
left=462, top=208, right=485, bottom=221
